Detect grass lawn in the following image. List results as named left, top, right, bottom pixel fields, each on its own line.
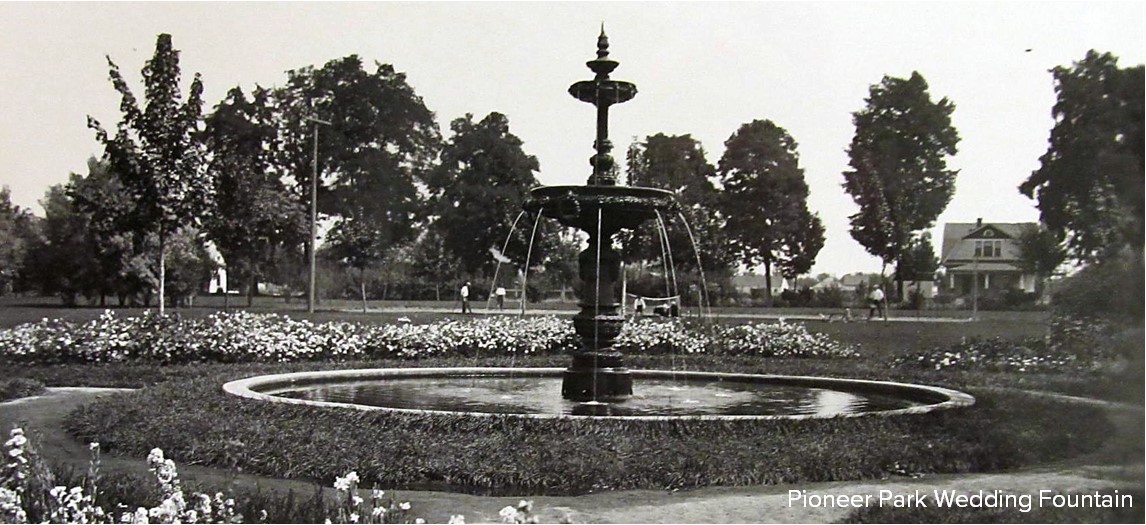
left=0, top=296, right=1139, bottom=523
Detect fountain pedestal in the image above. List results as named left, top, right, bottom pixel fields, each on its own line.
left=563, top=242, right=631, bottom=401
left=522, top=28, right=677, bottom=403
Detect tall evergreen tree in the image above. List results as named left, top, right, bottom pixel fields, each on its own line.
left=843, top=71, right=959, bottom=298
left=717, top=120, right=825, bottom=303
left=87, top=33, right=210, bottom=315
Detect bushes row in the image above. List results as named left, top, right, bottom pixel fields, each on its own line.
left=0, top=311, right=858, bottom=365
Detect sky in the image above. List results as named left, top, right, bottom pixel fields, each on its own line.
left=1, top=1, right=1143, bottom=277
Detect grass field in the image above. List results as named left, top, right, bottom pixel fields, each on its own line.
left=0, top=293, right=1138, bottom=523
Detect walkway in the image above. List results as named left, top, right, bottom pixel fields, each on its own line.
left=2, top=389, right=1139, bottom=523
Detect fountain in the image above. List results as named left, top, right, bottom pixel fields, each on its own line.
left=223, top=30, right=975, bottom=420
left=522, top=28, right=676, bottom=404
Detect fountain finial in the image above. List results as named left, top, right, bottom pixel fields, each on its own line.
left=568, top=28, right=638, bottom=185
left=597, top=25, right=610, bottom=60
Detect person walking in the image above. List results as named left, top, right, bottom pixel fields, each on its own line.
left=460, top=281, right=472, bottom=314
left=867, top=285, right=887, bottom=321
left=495, top=286, right=506, bottom=310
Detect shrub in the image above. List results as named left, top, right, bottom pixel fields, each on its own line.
left=0, top=378, right=46, bottom=402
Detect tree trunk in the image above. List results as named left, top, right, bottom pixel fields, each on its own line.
left=158, top=231, right=166, bottom=316
left=763, top=258, right=774, bottom=307
left=360, top=268, right=368, bottom=313
left=247, top=277, right=256, bottom=308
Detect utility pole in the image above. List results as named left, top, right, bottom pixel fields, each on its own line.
left=971, top=246, right=979, bottom=321
left=306, top=116, right=332, bottom=314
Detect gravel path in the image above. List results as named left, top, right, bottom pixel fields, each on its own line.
left=2, top=388, right=1140, bottom=523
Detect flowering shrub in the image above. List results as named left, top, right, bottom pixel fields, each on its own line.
left=712, top=322, right=861, bottom=358
left=0, top=311, right=579, bottom=365
left=891, top=336, right=1098, bottom=373
left=3, top=425, right=544, bottom=524
left=0, top=311, right=857, bottom=365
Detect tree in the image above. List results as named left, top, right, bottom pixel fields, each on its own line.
left=895, top=233, right=939, bottom=283
left=324, top=214, right=386, bottom=311
left=1016, top=223, right=1067, bottom=295
left=717, top=120, right=825, bottom=303
left=203, top=86, right=306, bottom=306
left=429, top=112, right=544, bottom=276
left=843, top=71, right=960, bottom=298
left=88, top=33, right=210, bottom=315
left=1019, top=50, right=1144, bottom=263
left=408, top=229, right=460, bottom=301
left=66, top=159, right=152, bottom=305
left=622, top=134, right=733, bottom=281
left=273, top=56, right=441, bottom=287
left=0, top=187, right=38, bottom=294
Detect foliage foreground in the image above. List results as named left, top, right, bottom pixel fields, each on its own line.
left=1, top=426, right=532, bottom=524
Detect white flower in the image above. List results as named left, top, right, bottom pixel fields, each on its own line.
left=448, top=515, right=466, bottom=524
left=399, top=501, right=411, bottom=511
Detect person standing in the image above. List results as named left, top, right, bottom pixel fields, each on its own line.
left=633, top=296, right=646, bottom=318
left=460, top=281, right=472, bottom=314
left=495, top=286, right=506, bottom=310
left=867, top=285, right=887, bottom=321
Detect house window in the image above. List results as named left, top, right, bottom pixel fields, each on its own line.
left=974, top=240, right=1003, bottom=258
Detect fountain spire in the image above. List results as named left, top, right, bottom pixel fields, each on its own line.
left=569, top=26, right=637, bottom=185
left=524, top=29, right=676, bottom=408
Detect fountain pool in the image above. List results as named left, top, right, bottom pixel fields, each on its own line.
left=223, top=368, right=974, bottom=419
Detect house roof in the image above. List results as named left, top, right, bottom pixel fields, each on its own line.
left=940, top=222, right=1037, bottom=265
left=945, top=261, right=1025, bottom=273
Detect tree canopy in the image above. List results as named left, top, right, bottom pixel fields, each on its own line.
left=429, top=112, right=544, bottom=276
left=1019, top=50, right=1144, bottom=263
left=717, top=120, right=825, bottom=298
left=843, top=71, right=959, bottom=295
left=87, top=33, right=211, bottom=314
left=203, top=86, right=306, bottom=302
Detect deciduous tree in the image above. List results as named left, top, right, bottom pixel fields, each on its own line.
left=203, top=86, right=306, bottom=305
left=429, top=112, right=545, bottom=276
left=622, top=133, right=733, bottom=292
left=717, top=120, right=825, bottom=303
left=1019, top=50, right=1144, bottom=263
left=273, top=56, right=441, bottom=283
left=843, top=71, right=959, bottom=298
left=87, top=33, right=210, bottom=315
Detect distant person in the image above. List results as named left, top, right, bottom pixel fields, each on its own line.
left=633, top=296, right=646, bottom=318
left=867, top=285, right=887, bottom=321
left=495, top=286, right=506, bottom=310
left=460, top=281, right=472, bottom=314
left=669, top=299, right=680, bottom=318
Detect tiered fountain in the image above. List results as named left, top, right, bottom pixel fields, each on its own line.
left=523, top=28, right=676, bottom=403
left=224, top=30, right=975, bottom=420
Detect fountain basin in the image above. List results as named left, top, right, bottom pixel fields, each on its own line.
left=223, top=368, right=974, bottom=420
left=523, top=185, right=677, bottom=233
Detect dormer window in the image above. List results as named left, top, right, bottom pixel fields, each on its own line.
left=974, top=240, right=1003, bottom=258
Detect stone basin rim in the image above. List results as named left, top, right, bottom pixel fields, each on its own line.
left=222, top=367, right=976, bottom=421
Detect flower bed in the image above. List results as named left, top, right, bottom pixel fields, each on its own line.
left=0, top=311, right=857, bottom=365
left=892, top=336, right=1102, bottom=373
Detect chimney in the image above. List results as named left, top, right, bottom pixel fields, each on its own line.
left=976, top=218, right=982, bottom=227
